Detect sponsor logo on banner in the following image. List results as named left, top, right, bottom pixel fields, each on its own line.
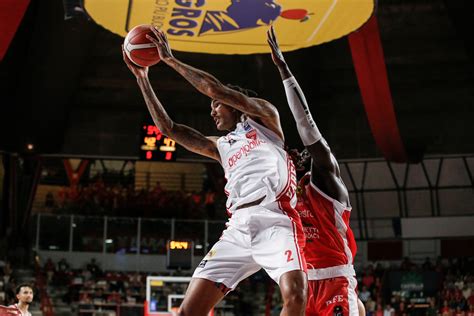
left=83, top=0, right=375, bottom=54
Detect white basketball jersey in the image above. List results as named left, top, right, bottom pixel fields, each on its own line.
left=217, top=118, right=295, bottom=214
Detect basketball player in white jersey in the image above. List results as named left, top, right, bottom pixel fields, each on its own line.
left=122, top=27, right=307, bottom=316
left=267, top=26, right=365, bottom=316
left=9, top=284, right=33, bottom=316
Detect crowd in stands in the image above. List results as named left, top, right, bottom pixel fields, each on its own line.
left=0, top=261, right=16, bottom=306
left=40, top=257, right=272, bottom=315
left=44, top=180, right=219, bottom=219
left=39, top=256, right=474, bottom=316
left=5, top=254, right=473, bottom=315
left=357, top=257, right=474, bottom=316
left=42, top=257, right=147, bottom=314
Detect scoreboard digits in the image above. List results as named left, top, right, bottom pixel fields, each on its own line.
left=140, top=124, right=177, bottom=161
left=166, top=240, right=193, bottom=270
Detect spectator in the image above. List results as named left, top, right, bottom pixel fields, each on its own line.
left=426, top=298, right=438, bottom=316
left=396, top=300, right=409, bottom=316
left=422, top=257, right=434, bottom=270
left=86, top=258, right=101, bottom=277
left=107, top=290, right=122, bottom=304
left=9, top=283, right=33, bottom=316
left=383, top=304, right=395, bottom=316
left=375, top=304, right=384, bottom=316
left=151, top=181, right=163, bottom=195
left=57, top=258, right=70, bottom=273
left=78, top=291, right=91, bottom=304
left=400, top=257, right=415, bottom=271
left=93, top=288, right=106, bottom=304
left=3, top=262, right=12, bottom=284
left=441, top=299, right=450, bottom=315
left=455, top=306, right=465, bottom=316
left=360, top=285, right=372, bottom=303
left=124, top=289, right=136, bottom=304
left=44, top=258, right=55, bottom=284
left=45, top=191, right=55, bottom=208
left=365, top=297, right=376, bottom=316
left=362, top=265, right=376, bottom=289
left=462, top=285, right=472, bottom=300
left=467, top=305, right=474, bottom=316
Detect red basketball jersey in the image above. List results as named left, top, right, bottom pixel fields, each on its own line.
left=296, top=174, right=357, bottom=279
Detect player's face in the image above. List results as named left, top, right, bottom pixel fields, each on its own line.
left=17, top=287, right=34, bottom=304
left=210, top=100, right=239, bottom=131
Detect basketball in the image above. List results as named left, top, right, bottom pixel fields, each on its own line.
left=123, top=24, right=161, bottom=67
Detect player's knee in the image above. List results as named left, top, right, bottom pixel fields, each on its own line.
left=282, top=287, right=307, bottom=308
left=280, top=270, right=307, bottom=309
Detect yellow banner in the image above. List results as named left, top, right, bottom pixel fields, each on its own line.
left=84, top=0, right=375, bottom=54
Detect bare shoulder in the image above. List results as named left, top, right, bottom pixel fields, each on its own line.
left=251, top=97, right=279, bottom=117
left=247, top=98, right=284, bottom=141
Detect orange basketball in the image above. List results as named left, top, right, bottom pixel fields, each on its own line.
left=123, top=24, right=161, bottom=67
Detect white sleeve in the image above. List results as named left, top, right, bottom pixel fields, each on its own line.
left=283, top=76, right=322, bottom=146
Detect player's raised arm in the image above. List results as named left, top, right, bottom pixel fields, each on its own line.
left=267, top=27, right=349, bottom=191
left=145, top=27, right=284, bottom=140
left=122, top=47, right=220, bottom=162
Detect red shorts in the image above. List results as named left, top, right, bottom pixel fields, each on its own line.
left=306, top=276, right=358, bottom=316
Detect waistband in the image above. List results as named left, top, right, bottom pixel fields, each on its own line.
left=307, top=264, right=356, bottom=280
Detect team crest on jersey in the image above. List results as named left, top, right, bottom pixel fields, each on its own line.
left=245, top=130, right=257, bottom=140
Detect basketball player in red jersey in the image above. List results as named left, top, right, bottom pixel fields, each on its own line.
left=268, top=26, right=365, bottom=316
left=122, top=27, right=307, bottom=316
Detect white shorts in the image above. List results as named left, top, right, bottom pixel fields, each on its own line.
left=193, top=204, right=306, bottom=291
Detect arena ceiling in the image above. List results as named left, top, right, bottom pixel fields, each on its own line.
left=0, top=0, right=473, bottom=160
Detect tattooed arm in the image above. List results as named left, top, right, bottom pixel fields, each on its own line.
left=123, top=47, right=220, bottom=162
left=146, top=27, right=284, bottom=141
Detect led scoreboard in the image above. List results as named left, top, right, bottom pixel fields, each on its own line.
left=166, top=240, right=193, bottom=270
left=140, top=124, right=177, bottom=161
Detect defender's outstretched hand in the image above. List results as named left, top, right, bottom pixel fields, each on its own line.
left=122, top=45, right=148, bottom=79
left=267, top=25, right=287, bottom=68
left=147, top=26, right=174, bottom=62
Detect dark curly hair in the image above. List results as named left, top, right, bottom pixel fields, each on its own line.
left=16, top=283, right=34, bottom=295
left=287, top=147, right=312, bottom=175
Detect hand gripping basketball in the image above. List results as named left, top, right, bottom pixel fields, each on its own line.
left=123, top=24, right=161, bottom=67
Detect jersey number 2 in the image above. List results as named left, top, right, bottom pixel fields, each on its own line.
left=285, top=250, right=294, bottom=262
